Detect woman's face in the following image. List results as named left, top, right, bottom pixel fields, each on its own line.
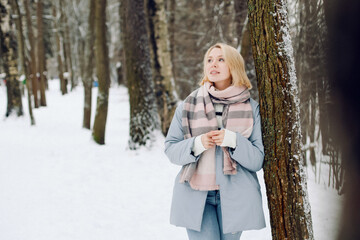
left=206, top=47, right=231, bottom=90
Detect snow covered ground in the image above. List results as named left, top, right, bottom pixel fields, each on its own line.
left=0, top=80, right=342, bottom=240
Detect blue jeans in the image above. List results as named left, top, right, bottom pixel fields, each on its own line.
left=186, top=190, right=242, bottom=240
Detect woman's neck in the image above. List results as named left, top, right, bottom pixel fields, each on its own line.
left=213, top=79, right=231, bottom=90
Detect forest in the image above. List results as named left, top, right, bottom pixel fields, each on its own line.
left=1, top=0, right=359, bottom=239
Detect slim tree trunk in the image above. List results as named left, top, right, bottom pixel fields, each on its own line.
left=247, top=0, right=314, bottom=239
left=234, top=1, right=258, bottom=101
left=62, top=9, right=74, bottom=90
left=146, top=0, right=177, bottom=136
left=234, top=0, right=248, bottom=49
left=36, top=0, right=46, bottom=106
left=24, top=0, right=38, bottom=108
left=121, top=0, right=158, bottom=149
left=11, top=0, right=35, bottom=125
left=92, top=0, right=110, bottom=144
left=1, top=0, right=23, bottom=117
left=82, top=0, right=95, bottom=129
left=59, top=0, right=71, bottom=91
left=52, top=4, right=66, bottom=95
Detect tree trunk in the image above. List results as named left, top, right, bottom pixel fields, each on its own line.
left=1, top=0, right=23, bottom=117
left=11, top=0, right=35, bottom=125
left=82, top=0, right=95, bottom=129
left=92, top=0, right=110, bottom=144
left=52, top=4, right=66, bottom=95
left=247, top=0, right=314, bottom=239
left=36, top=0, right=47, bottom=106
left=121, top=0, right=158, bottom=149
left=166, top=0, right=176, bottom=81
left=146, top=0, right=177, bottom=136
left=24, top=0, right=39, bottom=108
left=64, top=19, right=74, bottom=90
left=60, top=0, right=74, bottom=90
left=234, top=2, right=258, bottom=101
left=234, top=0, right=247, bottom=49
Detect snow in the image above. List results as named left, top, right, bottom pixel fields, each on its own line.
left=0, top=80, right=342, bottom=240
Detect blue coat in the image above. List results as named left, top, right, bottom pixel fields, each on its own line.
left=165, top=98, right=266, bottom=234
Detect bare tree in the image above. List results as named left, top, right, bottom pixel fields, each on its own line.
left=120, top=0, right=158, bottom=149
left=24, top=0, right=39, bottom=108
left=52, top=2, right=66, bottom=95
left=92, top=0, right=110, bottom=144
left=248, top=0, right=314, bottom=239
left=36, top=0, right=47, bottom=106
left=59, top=0, right=75, bottom=90
left=146, top=0, right=177, bottom=135
left=11, top=0, right=35, bottom=124
left=82, top=0, right=95, bottom=129
left=1, top=0, right=23, bottom=117
left=234, top=1, right=258, bottom=101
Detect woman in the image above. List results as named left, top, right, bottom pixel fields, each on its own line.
left=165, top=43, right=266, bottom=240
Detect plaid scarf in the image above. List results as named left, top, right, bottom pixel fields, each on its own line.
left=180, top=81, right=253, bottom=190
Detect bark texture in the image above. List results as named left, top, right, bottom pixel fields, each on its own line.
left=146, top=0, right=177, bottom=136
left=82, top=0, right=95, bottom=129
left=60, top=0, right=74, bottom=90
left=1, top=0, right=23, bottom=117
left=36, top=0, right=46, bottom=106
left=92, top=0, right=110, bottom=144
left=247, top=0, right=314, bottom=239
left=11, top=0, right=35, bottom=124
left=121, top=0, right=158, bottom=149
left=24, top=0, right=38, bottom=108
left=52, top=4, right=66, bottom=95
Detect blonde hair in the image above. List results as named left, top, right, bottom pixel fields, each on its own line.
left=200, top=43, right=252, bottom=89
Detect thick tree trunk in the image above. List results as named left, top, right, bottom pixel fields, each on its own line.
left=121, top=0, right=158, bottom=149
left=36, top=0, right=46, bottom=106
left=92, top=0, right=110, bottom=144
left=11, top=0, right=35, bottom=125
left=1, top=0, right=23, bottom=117
left=247, top=1, right=314, bottom=239
left=82, top=0, right=95, bottom=129
left=146, top=0, right=177, bottom=136
left=24, top=0, right=38, bottom=108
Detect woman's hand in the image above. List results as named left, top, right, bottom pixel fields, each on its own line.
left=201, top=132, right=216, bottom=149
left=210, top=130, right=225, bottom=146
left=201, top=130, right=225, bottom=148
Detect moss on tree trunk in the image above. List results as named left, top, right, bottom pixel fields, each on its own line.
left=248, top=0, right=314, bottom=239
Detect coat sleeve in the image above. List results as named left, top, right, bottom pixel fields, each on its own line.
left=229, top=100, right=264, bottom=172
left=164, top=102, right=200, bottom=166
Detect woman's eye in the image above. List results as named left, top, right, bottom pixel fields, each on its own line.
left=219, top=58, right=225, bottom=62
left=207, top=59, right=212, bottom=63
